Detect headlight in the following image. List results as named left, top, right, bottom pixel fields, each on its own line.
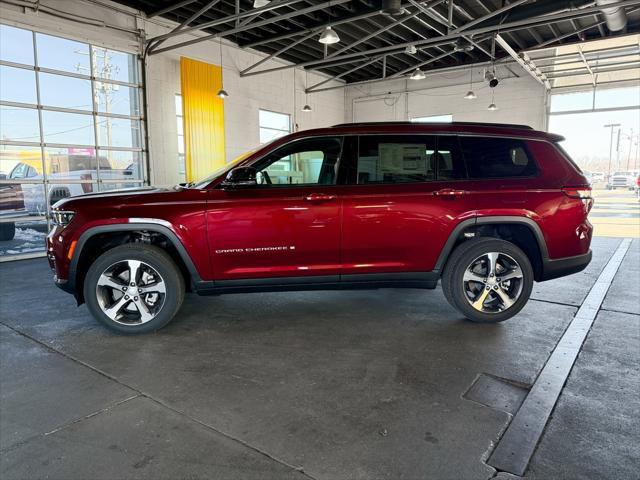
left=51, top=210, right=75, bottom=226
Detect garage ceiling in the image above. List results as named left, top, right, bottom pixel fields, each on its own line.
left=119, top=0, right=640, bottom=89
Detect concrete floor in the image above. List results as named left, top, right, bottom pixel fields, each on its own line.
left=0, top=237, right=638, bottom=479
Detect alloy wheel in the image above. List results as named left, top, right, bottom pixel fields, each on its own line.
left=462, top=251, right=524, bottom=314
left=95, top=259, right=166, bottom=325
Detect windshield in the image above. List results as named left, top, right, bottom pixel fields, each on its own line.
left=190, top=150, right=255, bottom=188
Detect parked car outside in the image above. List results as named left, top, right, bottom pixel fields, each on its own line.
left=607, top=171, right=638, bottom=190
left=0, top=163, right=30, bottom=240
left=18, top=155, right=140, bottom=215
left=635, top=174, right=640, bottom=201
left=47, top=122, right=593, bottom=334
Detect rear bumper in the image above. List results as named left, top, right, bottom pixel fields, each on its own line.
left=539, top=249, right=592, bottom=282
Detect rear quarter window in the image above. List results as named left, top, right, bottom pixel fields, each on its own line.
left=460, top=137, right=537, bottom=179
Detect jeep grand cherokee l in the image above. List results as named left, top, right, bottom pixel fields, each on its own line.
left=46, top=122, right=593, bottom=334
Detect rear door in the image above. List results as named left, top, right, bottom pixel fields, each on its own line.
left=340, top=134, right=475, bottom=276
left=207, top=136, right=344, bottom=281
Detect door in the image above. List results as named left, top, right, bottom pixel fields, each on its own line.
left=207, top=136, right=344, bottom=281
left=340, top=134, right=475, bottom=276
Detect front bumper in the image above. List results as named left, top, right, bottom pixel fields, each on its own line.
left=540, top=249, right=592, bottom=282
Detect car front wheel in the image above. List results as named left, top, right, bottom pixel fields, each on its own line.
left=442, top=238, right=534, bottom=323
left=84, top=244, right=185, bottom=334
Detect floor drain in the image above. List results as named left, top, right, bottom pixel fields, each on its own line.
left=463, top=373, right=529, bottom=416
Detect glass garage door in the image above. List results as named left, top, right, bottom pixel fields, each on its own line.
left=0, top=23, right=146, bottom=259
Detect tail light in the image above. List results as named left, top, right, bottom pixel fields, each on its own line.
left=563, top=186, right=593, bottom=213
left=80, top=174, right=93, bottom=193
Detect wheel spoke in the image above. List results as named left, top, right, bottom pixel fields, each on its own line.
left=500, top=265, right=523, bottom=282
left=104, top=295, right=130, bottom=320
left=138, top=280, right=166, bottom=295
left=495, top=287, right=515, bottom=310
left=463, top=270, right=486, bottom=283
left=486, top=252, right=499, bottom=277
left=97, top=274, right=126, bottom=291
left=127, top=260, right=142, bottom=285
left=472, top=288, right=491, bottom=311
left=133, top=298, right=154, bottom=323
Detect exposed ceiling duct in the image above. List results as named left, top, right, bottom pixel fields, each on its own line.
left=597, top=0, right=629, bottom=31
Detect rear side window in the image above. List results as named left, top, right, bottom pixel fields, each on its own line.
left=460, top=137, right=537, bottom=179
left=357, top=135, right=436, bottom=184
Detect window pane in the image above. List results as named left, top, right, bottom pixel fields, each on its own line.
left=44, top=147, right=97, bottom=179
left=260, top=127, right=287, bottom=144
left=91, top=46, right=138, bottom=83
left=0, top=106, right=40, bottom=143
left=255, top=137, right=342, bottom=186
left=94, top=82, right=140, bottom=116
left=549, top=91, right=593, bottom=113
left=594, top=86, right=640, bottom=110
left=42, top=111, right=95, bottom=146
left=0, top=24, right=34, bottom=65
left=0, top=65, right=37, bottom=104
left=39, top=72, right=93, bottom=111
left=175, top=94, right=182, bottom=114
left=96, top=116, right=140, bottom=148
left=36, top=32, right=90, bottom=74
left=0, top=217, right=48, bottom=258
left=436, top=136, right=466, bottom=180
left=460, top=137, right=537, bottom=179
left=411, top=114, right=453, bottom=123
left=259, top=110, right=290, bottom=131
left=0, top=145, right=43, bottom=179
left=97, top=149, right=143, bottom=181
left=357, top=135, right=436, bottom=184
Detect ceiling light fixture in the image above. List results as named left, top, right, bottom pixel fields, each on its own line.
left=253, top=0, right=270, bottom=7
left=409, top=67, right=426, bottom=80
left=464, top=68, right=476, bottom=99
left=405, top=45, right=417, bottom=55
left=302, top=70, right=312, bottom=112
left=216, top=37, right=228, bottom=99
left=487, top=89, right=497, bottom=111
left=319, top=26, right=340, bottom=44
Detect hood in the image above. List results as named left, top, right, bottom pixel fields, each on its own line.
left=53, top=186, right=170, bottom=210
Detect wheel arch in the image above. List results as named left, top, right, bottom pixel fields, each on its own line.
left=435, top=216, right=549, bottom=281
left=69, top=223, right=201, bottom=304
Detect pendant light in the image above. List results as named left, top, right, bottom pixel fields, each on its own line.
left=464, top=68, right=477, bottom=99
left=487, top=89, right=497, bottom=111
left=409, top=67, right=426, bottom=80
left=302, top=70, right=312, bottom=112
left=216, top=37, right=228, bottom=99
left=253, top=0, right=270, bottom=7
left=319, top=2, right=340, bottom=44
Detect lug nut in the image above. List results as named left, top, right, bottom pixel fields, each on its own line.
left=485, top=285, right=491, bottom=291
left=493, top=285, right=499, bottom=290
left=138, top=288, right=142, bottom=293
left=130, top=282, right=135, bottom=286
left=134, top=296, right=138, bottom=301
left=124, top=295, right=129, bottom=299
left=122, top=286, right=127, bottom=291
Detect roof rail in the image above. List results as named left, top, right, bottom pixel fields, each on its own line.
left=331, top=121, right=534, bottom=130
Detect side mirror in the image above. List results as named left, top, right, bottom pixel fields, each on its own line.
left=222, top=166, right=257, bottom=187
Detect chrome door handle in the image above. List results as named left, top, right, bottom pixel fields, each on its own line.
left=305, top=193, right=337, bottom=202
left=433, top=188, right=467, bottom=197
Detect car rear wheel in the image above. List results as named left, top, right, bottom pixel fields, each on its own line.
left=84, top=244, right=185, bottom=334
left=442, top=238, right=533, bottom=323
left=0, top=222, right=16, bottom=241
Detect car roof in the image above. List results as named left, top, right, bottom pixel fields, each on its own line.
left=290, top=121, right=564, bottom=143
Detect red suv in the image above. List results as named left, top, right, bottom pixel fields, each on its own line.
left=47, top=122, right=593, bottom=334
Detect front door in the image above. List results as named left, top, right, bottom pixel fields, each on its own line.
left=207, top=136, right=344, bottom=282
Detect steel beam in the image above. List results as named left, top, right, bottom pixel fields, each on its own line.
left=240, top=29, right=321, bottom=75
left=239, top=0, right=640, bottom=77
left=306, top=56, right=384, bottom=91
left=148, top=0, right=198, bottom=18
left=149, top=0, right=351, bottom=55
left=495, top=34, right=551, bottom=89
left=578, top=46, right=597, bottom=86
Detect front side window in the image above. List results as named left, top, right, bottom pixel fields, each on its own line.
left=357, top=135, right=436, bottom=184
left=460, top=137, right=537, bottom=179
left=253, top=137, right=342, bottom=186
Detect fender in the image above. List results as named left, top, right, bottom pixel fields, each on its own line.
left=66, top=222, right=203, bottom=294
left=433, top=215, right=550, bottom=273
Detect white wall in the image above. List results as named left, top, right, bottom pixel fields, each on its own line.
left=345, top=65, right=548, bottom=131
left=0, top=0, right=346, bottom=186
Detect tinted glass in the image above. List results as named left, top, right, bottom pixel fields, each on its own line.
left=460, top=137, right=537, bottom=179
left=254, top=137, right=342, bottom=186
left=357, top=135, right=436, bottom=184
left=435, top=136, right=466, bottom=180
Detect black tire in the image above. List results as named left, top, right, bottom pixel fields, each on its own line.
left=0, top=222, right=16, bottom=241
left=442, top=237, right=534, bottom=323
left=84, top=244, right=185, bottom=334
